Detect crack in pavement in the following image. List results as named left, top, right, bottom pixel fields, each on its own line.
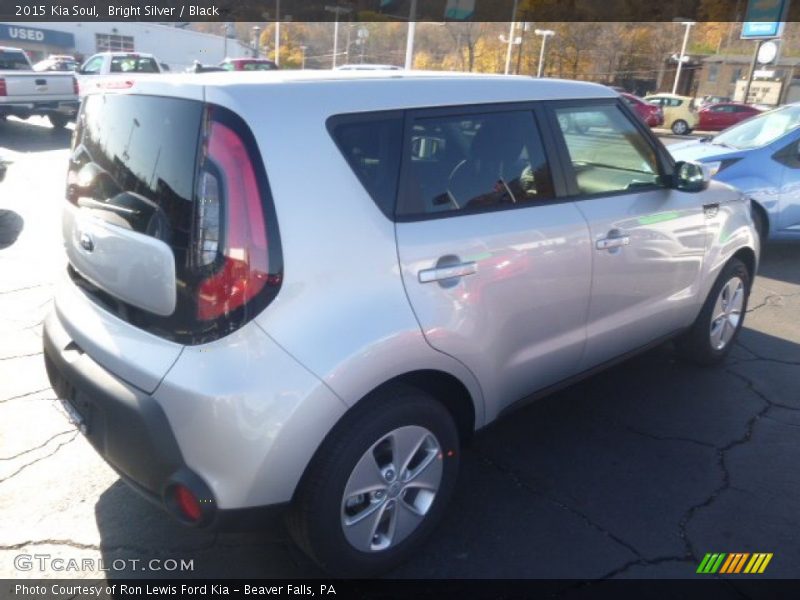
left=732, top=340, right=800, bottom=367
left=0, top=351, right=43, bottom=361
left=624, top=425, right=718, bottom=450
left=745, top=290, right=800, bottom=314
left=0, top=430, right=75, bottom=461
left=0, top=387, right=51, bottom=403
left=0, top=432, right=78, bottom=484
left=476, top=453, right=646, bottom=563
left=0, top=534, right=221, bottom=556
left=673, top=366, right=776, bottom=562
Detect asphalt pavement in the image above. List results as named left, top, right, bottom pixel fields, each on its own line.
left=1, top=117, right=798, bottom=582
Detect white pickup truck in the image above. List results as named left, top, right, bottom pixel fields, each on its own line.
left=76, top=52, right=163, bottom=98
left=0, top=46, right=79, bottom=129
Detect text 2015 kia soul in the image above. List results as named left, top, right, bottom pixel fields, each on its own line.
left=44, top=71, right=759, bottom=575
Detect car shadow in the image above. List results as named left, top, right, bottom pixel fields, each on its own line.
left=93, top=325, right=799, bottom=578
left=758, top=242, right=800, bottom=286
left=0, top=210, right=24, bottom=249
left=0, top=117, right=73, bottom=153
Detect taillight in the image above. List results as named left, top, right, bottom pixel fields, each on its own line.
left=0, top=78, right=6, bottom=97
left=194, top=113, right=276, bottom=321
left=72, top=76, right=78, bottom=95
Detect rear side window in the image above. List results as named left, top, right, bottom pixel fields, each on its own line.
left=398, top=110, right=554, bottom=218
left=554, top=104, right=661, bottom=196
left=330, top=114, right=403, bottom=219
left=0, top=50, right=30, bottom=70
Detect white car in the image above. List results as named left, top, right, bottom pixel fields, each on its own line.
left=76, top=52, right=163, bottom=97
left=46, top=70, right=758, bottom=576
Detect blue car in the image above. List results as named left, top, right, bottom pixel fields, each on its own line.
left=670, top=103, right=800, bottom=242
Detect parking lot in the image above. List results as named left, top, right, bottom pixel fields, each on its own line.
left=1, top=116, right=798, bottom=581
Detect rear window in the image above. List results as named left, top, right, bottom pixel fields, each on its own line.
left=329, top=114, right=403, bottom=219
left=110, top=56, right=160, bottom=73
left=69, top=94, right=202, bottom=339
left=0, top=50, right=30, bottom=70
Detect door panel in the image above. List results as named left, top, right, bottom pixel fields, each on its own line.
left=549, top=101, right=707, bottom=369
left=397, top=207, right=591, bottom=420
left=396, top=108, right=592, bottom=420
left=575, top=190, right=707, bottom=368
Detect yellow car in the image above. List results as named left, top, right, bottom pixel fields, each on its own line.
left=644, top=93, right=699, bottom=135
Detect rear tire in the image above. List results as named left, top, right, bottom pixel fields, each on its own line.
left=48, top=113, right=68, bottom=130
left=287, top=383, right=460, bottom=576
left=672, top=119, right=689, bottom=135
left=676, top=258, right=751, bottom=365
left=287, top=384, right=459, bottom=577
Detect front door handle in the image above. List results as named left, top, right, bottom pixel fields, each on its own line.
left=418, top=261, right=477, bottom=283
left=596, top=235, right=630, bottom=250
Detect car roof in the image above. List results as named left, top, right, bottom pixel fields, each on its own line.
left=121, top=70, right=617, bottom=112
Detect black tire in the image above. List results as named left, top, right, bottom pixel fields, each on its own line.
left=287, top=383, right=460, bottom=576
left=676, top=258, right=751, bottom=365
left=48, top=113, right=68, bottom=130
left=671, top=119, right=689, bottom=135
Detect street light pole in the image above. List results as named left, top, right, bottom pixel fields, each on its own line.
left=504, top=0, right=519, bottom=75
left=252, top=26, right=261, bottom=59
left=672, top=21, right=695, bottom=95
left=300, top=45, right=307, bottom=69
left=534, top=29, right=554, bottom=77
left=326, top=5, right=352, bottom=69
left=274, top=0, right=280, bottom=65
left=404, top=0, right=418, bottom=70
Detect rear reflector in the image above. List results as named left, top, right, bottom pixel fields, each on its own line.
left=173, top=484, right=202, bottom=522
left=196, top=119, right=271, bottom=321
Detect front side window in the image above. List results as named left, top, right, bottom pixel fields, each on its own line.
left=398, top=110, right=554, bottom=217
left=80, top=56, right=103, bottom=75
left=554, top=104, right=661, bottom=196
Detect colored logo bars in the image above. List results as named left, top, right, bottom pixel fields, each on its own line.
left=697, top=553, right=773, bottom=574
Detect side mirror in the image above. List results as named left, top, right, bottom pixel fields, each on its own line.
left=673, top=160, right=710, bottom=192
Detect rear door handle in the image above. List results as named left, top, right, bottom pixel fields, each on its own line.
left=418, top=261, right=477, bottom=283
left=596, top=236, right=630, bottom=250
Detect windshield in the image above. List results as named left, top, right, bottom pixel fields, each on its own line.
left=714, top=104, right=800, bottom=150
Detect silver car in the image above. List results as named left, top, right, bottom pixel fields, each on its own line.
left=43, top=71, right=759, bottom=575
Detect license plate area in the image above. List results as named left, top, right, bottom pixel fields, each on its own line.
left=57, top=388, right=93, bottom=435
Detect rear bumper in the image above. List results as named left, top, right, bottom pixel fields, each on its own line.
left=43, top=310, right=290, bottom=529
left=0, top=99, right=78, bottom=117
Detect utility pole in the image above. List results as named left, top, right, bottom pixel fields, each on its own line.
left=743, top=39, right=764, bottom=104
left=534, top=29, right=554, bottom=77
left=325, top=5, right=352, bottom=69
left=274, top=0, right=280, bottom=65
left=404, top=0, right=418, bottom=70
left=672, top=21, right=695, bottom=95
left=504, top=0, right=519, bottom=75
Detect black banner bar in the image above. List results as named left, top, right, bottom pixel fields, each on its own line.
left=0, top=0, right=798, bottom=23
left=3, top=579, right=800, bottom=600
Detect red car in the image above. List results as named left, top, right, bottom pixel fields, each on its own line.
left=219, top=58, right=278, bottom=71
left=620, top=92, right=664, bottom=128
left=697, top=102, right=762, bottom=131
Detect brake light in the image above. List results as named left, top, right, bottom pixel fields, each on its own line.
left=0, top=78, right=6, bottom=97
left=195, top=118, right=271, bottom=321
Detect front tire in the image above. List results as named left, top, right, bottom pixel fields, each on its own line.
left=287, top=383, right=460, bottom=576
left=676, top=258, right=751, bottom=365
left=672, top=119, right=689, bottom=135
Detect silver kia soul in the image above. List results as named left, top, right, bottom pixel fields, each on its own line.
left=44, top=71, right=759, bottom=575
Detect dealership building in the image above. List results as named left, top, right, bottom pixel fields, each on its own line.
left=0, top=22, right=252, bottom=70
